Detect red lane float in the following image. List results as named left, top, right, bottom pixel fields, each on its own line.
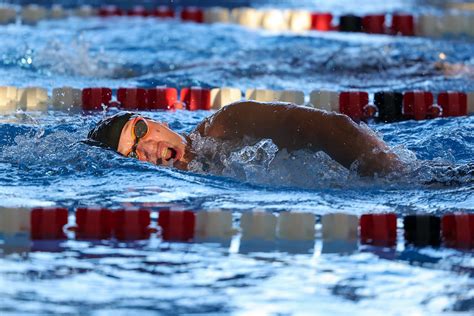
left=31, top=207, right=68, bottom=240
left=180, top=7, right=204, bottom=23
left=147, top=87, right=178, bottom=110
left=153, top=6, right=175, bottom=18
left=75, top=208, right=152, bottom=240
left=391, top=13, right=415, bottom=36
left=180, top=87, right=211, bottom=111
left=98, top=5, right=124, bottom=17
left=75, top=207, right=114, bottom=239
left=339, top=91, right=372, bottom=121
left=442, top=214, right=474, bottom=249
left=311, top=13, right=333, bottom=31
left=113, top=209, right=151, bottom=240
left=403, top=91, right=438, bottom=120
left=362, top=14, right=385, bottom=34
left=117, top=88, right=148, bottom=110
left=360, top=213, right=397, bottom=247
left=403, top=215, right=441, bottom=247
left=437, top=92, right=467, bottom=117
left=158, top=210, right=195, bottom=241
left=82, top=88, right=112, bottom=111
left=127, top=6, right=149, bottom=17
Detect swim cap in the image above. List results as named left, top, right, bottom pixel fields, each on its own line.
left=87, top=112, right=134, bottom=150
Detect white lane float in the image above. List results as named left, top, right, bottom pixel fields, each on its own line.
left=0, top=211, right=31, bottom=254
left=467, top=15, right=474, bottom=37
left=440, top=12, right=468, bottom=36
left=52, top=87, right=82, bottom=112
left=0, top=86, right=20, bottom=114
left=239, top=210, right=277, bottom=253
left=309, top=90, right=340, bottom=112
left=261, top=9, right=290, bottom=32
left=0, top=6, right=16, bottom=25
left=321, top=213, right=358, bottom=253
left=231, top=8, right=262, bottom=29
left=74, top=5, right=97, bottom=17
left=278, top=90, right=305, bottom=105
left=0, top=207, right=31, bottom=237
left=210, top=87, right=242, bottom=109
left=288, top=10, right=312, bottom=32
left=21, top=4, right=47, bottom=25
left=416, top=14, right=442, bottom=37
left=17, top=87, right=49, bottom=111
left=0, top=207, right=31, bottom=254
left=195, top=209, right=234, bottom=245
left=468, top=92, right=474, bottom=114
left=50, top=4, right=67, bottom=19
left=276, top=211, right=315, bottom=253
left=204, top=7, right=230, bottom=24
left=245, top=88, right=280, bottom=102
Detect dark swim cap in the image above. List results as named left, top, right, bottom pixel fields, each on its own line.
left=87, top=112, right=134, bottom=150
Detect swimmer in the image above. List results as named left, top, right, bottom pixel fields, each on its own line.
left=88, top=101, right=403, bottom=177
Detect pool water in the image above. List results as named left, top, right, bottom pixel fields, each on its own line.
left=0, top=0, right=473, bottom=314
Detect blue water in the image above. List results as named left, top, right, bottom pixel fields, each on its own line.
left=0, top=0, right=473, bottom=314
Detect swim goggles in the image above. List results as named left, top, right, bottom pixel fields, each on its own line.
left=126, top=117, right=149, bottom=159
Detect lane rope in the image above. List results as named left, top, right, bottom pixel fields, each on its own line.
left=1, top=86, right=473, bottom=122
left=1, top=4, right=474, bottom=38
left=1, top=208, right=472, bottom=252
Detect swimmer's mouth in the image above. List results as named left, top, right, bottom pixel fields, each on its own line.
left=161, top=147, right=177, bottom=161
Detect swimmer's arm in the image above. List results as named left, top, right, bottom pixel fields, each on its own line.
left=194, top=101, right=402, bottom=176
left=286, top=104, right=403, bottom=176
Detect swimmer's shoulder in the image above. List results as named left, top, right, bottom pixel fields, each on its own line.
left=190, top=101, right=292, bottom=138
left=215, top=100, right=335, bottom=120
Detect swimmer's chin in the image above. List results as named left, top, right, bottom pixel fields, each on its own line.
left=173, top=159, right=189, bottom=171
left=173, top=146, right=194, bottom=171
left=150, top=157, right=189, bottom=170
left=172, top=152, right=193, bottom=170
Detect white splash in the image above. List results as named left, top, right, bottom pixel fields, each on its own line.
left=187, top=133, right=357, bottom=189
left=34, top=38, right=120, bottom=78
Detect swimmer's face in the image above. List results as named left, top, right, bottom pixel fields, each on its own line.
left=117, top=117, right=188, bottom=168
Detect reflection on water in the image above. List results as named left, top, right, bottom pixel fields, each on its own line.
left=0, top=206, right=473, bottom=314
left=1, top=211, right=472, bottom=314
